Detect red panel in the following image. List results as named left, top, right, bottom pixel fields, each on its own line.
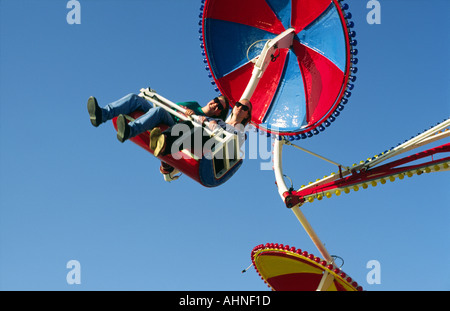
left=217, top=50, right=289, bottom=125
left=291, top=0, right=332, bottom=33
left=250, top=49, right=289, bottom=124
left=270, top=274, right=354, bottom=291
left=216, top=63, right=253, bottom=106
left=333, top=279, right=348, bottom=291
left=204, top=0, right=286, bottom=34
left=293, top=40, right=344, bottom=126
left=267, top=273, right=322, bottom=291
left=112, top=112, right=202, bottom=185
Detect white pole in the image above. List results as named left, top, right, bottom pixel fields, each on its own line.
left=240, top=28, right=296, bottom=101
left=366, top=118, right=450, bottom=168
left=241, top=30, right=336, bottom=289
left=291, top=206, right=333, bottom=262
left=273, top=139, right=333, bottom=263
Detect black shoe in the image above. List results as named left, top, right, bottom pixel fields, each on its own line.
left=87, top=96, right=102, bottom=127
left=116, top=114, right=131, bottom=143
left=160, top=161, right=175, bottom=174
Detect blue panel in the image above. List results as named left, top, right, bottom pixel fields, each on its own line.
left=295, top=4, right=347, bottom=72
left=262, top=50, right=307, bottom=132
left=199, top=157, right=243, bottom=187
left=204, top=18, right=276, bottom=79
left=264, top=0, right=291, bottom=31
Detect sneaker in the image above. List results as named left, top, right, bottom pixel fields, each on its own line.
left=87, top=96, right=102, bottom=127
left=116, top=114, right=131, bottom=142
left=160, top=161, right=175, bottom=174
left=149, top=128, right=161, bottom=151
left=153, top=134, right=166, bottom=157
left=160, top=162, right=181, bottom=182
left=162, top=169, right=181, bottom=182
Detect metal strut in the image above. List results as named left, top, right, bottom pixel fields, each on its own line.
left=288, top=120, right=450, bottom=204
left=239, top=28, right=336, bottom=290
left=273, top=138, right=333, bottom=263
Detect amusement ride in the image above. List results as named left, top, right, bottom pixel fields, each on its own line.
left=106, top=0, right=449, bottom=291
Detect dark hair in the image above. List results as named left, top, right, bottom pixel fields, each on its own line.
left=240, top=100, right=252, bottom=126
left=230, top=100, right=252, bottom=126
left=217, top=95, right=230, bottom=121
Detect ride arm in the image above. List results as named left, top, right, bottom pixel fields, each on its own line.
left=139, top=87, right=216, bottom=136
left=241, top=28, right=296, bottom=101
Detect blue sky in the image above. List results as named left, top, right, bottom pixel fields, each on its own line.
left=0, top=0, right=448, bottom=291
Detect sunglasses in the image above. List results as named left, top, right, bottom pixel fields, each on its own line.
left=213, top=97, right=225, bottom=111
left=235, top=102, right=250, bottom=111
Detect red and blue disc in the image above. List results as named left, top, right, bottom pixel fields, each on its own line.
left=200, top=0, right=357, bottom=138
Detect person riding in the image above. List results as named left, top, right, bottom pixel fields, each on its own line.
left=150, top=99, right=252, bottom=158
left=87, top=92, right=229, bottom=141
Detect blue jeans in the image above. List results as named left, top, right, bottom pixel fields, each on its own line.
left=101, top=93, right=176, bottom=138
